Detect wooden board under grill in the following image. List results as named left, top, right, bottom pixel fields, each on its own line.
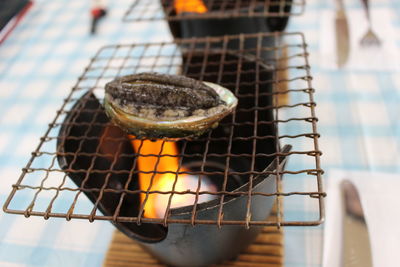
left=276, top=46, right=289, bottom=106
left=103, top=203, right=283, bottom=267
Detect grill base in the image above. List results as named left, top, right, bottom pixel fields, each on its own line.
left=104, top=202, right=284, bottom=267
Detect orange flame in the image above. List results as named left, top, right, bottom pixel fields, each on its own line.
left=130, top=135, right=189, bottom=218
left=174, top=0, right=208, bottom=14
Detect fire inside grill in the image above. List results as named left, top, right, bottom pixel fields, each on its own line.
left=174, top=0, right=208, bottom=14
left=131, top=137, right=217, bottom=218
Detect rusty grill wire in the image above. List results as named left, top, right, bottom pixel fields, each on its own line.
left=3, top=32, right=324, bottom=227
left=123, top=0, right=305, bottom=22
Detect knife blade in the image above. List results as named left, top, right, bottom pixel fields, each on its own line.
left=335, top=0, right=350, bottom=67
left=341, top=180, right=373, bottom=267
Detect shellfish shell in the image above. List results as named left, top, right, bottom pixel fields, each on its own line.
left=104, top=80, right=238, bottom=138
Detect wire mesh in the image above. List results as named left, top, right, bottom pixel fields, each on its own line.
left=123, top=0, right=305, bottom=22
left=3, top=32, right=324, bottom=227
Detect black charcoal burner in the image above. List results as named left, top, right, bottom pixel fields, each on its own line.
left=56, top=50, right=290, bottom=266
left=164, top=1, right=292, bottom=66
left=164, top=0, right=292, bottom=40
left=56, top=94, right=289, bottom=266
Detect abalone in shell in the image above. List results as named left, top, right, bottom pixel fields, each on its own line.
left=104, top=72, right=238, bottom=138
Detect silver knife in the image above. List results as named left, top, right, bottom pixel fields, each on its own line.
left=335, top=0, right=350, bottom=67
left=341, top=180, right=373, bottom=267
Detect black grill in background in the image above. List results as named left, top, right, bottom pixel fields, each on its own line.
left=123, top=0, right=304, bottom=22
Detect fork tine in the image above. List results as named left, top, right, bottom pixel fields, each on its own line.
left=359, top=0, right=381, bottom=47
left=360, top=29, right=381, bottom=47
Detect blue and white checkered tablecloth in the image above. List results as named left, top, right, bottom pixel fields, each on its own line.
left=1, top=0, right=399, bottom=266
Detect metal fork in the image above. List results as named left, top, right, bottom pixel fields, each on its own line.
left=360, top=0, right=381, bottom=47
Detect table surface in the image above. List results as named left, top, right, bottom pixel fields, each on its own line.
left=1, top=0, right=400, bottom=266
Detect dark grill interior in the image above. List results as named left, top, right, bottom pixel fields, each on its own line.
left=3, top=32, right=325, bottom=228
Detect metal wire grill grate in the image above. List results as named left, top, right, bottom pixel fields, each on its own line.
left=3, top=32, right=324, bottom=227
left=123, top=0, right=305, bottom=22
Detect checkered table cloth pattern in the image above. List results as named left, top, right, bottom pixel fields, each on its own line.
left=0, top=0, right=399, bottom=266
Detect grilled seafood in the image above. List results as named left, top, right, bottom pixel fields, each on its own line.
left=104, top=72, right=238, bottom=138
